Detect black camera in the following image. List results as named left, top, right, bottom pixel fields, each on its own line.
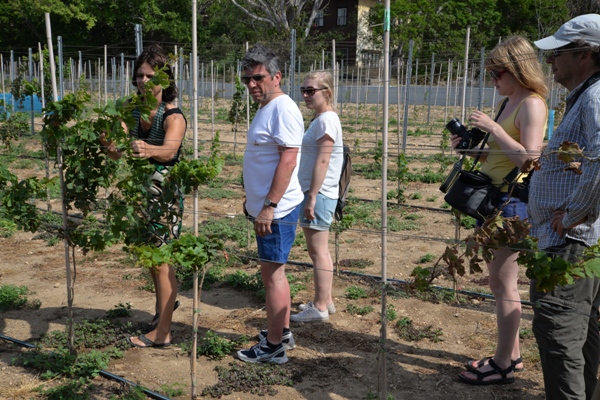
left=446, top=118, right=486, bottom=151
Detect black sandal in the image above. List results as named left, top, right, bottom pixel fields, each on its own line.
left=465, top=356, right=524, bottom=373
left=150, top=300, right=180, bottom=326
left=458, top=358, right=515, bottom=385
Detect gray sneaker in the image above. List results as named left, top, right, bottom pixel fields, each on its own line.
left=299, top=301, right=336, bottom=314
left=291, top=303, right=329, bottom=322
left=237, top=338, right=288, bottom=364
left=258, top=329, right=296, bottom=350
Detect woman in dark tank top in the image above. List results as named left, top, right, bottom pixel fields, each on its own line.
left=100, top=44, right=186, bottom=348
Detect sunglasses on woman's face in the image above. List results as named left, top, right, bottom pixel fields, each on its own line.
left=241, top=74, right=268, bottom=85
left=489, top=70, right=507, bottom=80
left=300, top=87, right=326, bottom=96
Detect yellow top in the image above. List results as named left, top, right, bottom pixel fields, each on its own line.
left=480, top=94, right=546, bottom=191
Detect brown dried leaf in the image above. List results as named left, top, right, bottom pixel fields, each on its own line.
left=564, top=162, right=583, bottom=175
left=558, top=141, right=584, bottom=163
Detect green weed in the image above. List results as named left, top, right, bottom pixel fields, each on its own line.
left=0, top=284, right=40, bottom=311
left=346, top=285, right=368, bottom=300
left=411, top=192, right=422, bottom=200
left=201, top=362, right=292, bottom=398
left=346, top=304, right=374, bottom=315
left=417, top=253, right=435, bottom=264
left=159, top=383, right=186, bottom=398
left=338, top=259, right=374, bottom=269
left=0, top=217, right=16, bottom=238
left=193, top=330, right=249, bottom=360
left=105, top=302, right=132, bottom=319
left=395, top=317, right=443, bottom=342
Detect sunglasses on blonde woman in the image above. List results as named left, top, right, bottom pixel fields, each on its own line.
left=300, top=87, right=326, bottom=96
left=489, top=70, right=507, bottom=80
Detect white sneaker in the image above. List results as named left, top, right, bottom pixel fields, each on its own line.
left=291, top=303, right=329, bottom=322
left=299, top=301, right=336, bottom=314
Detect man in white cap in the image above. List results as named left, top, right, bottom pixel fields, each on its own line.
left=530, top=14, right=600, bottom=400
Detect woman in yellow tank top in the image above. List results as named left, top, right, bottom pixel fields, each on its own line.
left=453, top=36, right=548, bottom=385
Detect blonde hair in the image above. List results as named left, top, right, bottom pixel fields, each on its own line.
left=485, top=36, right=548, bottom=98
left=303, top=70, right=335, bottom=108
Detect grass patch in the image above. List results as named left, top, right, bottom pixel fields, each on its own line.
left=189, top=330, right=249, bottom=360
left=337, top=259, right=374, bottom=269
left=201, top=362, right=293, bottom=398
left=345, top=285, right=368, bottom=300
left=224, top=269, right=304, bottom=300
left=0, top=284, right=41, bottom=311
left=417, top=253, right=435, bottom=264
left=395, top=317, right=443, bottom=342
left=346, top=304, right=374, bottom=315
left=0, top=216, right=17, bottom=238
left=105, top=302, right=132, bottom=319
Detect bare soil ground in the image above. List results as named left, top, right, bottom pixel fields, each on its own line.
left=0, top=104, right=549, bottom=399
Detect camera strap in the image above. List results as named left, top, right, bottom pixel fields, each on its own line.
left=468, top=98, right=509, bottom=171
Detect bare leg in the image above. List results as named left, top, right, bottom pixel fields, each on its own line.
left=130, top=263, right=177, bottom=346
left=303, top=227, right=333, bottom=311
left=461, top=248, right=520, bottom=381
left=150, top=268, right=160, bottom=315
left=261, top=261, right=290, bottom=345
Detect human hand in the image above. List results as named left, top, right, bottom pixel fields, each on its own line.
left=99, top=132, right=117, bottom=153
left=304, top=195, right=317, bottom=221
left=552, top=209, right=587, bottom=237
left=131, top=140, right=148, bottom=158
left=450, top=134, right=463, bottom=150
left=254, top=206, right=274, bottom=237
left=468, top=110, right=496, bottom=133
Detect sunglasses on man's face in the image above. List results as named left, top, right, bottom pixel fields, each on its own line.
left=241, top=74, right=268, bottom=85
left=489, top=70, right=507, bottom=80
left=300, top=87, right=326, bottom=96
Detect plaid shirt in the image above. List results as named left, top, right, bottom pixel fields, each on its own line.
left=529, top=77, right=600, bottom=249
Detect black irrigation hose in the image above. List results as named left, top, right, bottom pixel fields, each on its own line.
left=287, top=259, right=535, bottom=307
left=0, top=334, right=170, bottom=400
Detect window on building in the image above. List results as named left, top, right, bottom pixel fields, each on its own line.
left=337, top=8, right=347, bottom=26
left=314, top=9, right=324, bottom=27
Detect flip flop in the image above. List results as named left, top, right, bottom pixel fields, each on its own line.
left=127, top=333, right=171, bottom=348
left=150, top=300, right=180, bottom=326
left=466, top=356, right=524, bottom=373
left=458, top=358, right=515, bottom=385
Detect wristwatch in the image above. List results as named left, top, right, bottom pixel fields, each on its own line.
left=263, top=198, right=277, bottom=208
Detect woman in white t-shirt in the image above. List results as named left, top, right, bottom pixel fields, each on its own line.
left=291, top=70, right=343, bottom=323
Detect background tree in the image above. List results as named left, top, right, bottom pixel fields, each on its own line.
left=230, top=0, right=327, bottom=38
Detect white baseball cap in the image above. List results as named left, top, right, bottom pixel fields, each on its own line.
left=535, top=14, right=600, bottom=50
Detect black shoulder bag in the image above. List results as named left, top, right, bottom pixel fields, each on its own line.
left=441, top=100, right=518, bottom=221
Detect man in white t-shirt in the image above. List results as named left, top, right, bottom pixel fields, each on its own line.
left=237, top=44, right=304, bottom=365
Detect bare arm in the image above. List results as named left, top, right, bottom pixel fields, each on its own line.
left=304, top=135, right=334, bottom=220
left=468, top=96, right=546, bottom=168
left=131, top=112, right=186, bottom=162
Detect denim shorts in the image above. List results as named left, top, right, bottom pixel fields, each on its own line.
left=298, top=192, right=337, bottom=231
left=255, top=206, right=299, bottom=264
left=497, top=193, right=528, bottom=219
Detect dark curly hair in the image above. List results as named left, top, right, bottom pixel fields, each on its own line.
left=132, top=44, right=177, bottom=102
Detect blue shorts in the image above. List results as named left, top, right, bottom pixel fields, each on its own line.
left=255, top=206, right=299, bottom=264
left=298, top=192, right=337, bottom=231
left=476, top=194, right=528, bottom=227
left=497, top=193, right=528, bottom=219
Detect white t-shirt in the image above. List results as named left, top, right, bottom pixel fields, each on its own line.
left=243, top=95, right=304, bottom=218
left=298, top=111, right=344, bottom=199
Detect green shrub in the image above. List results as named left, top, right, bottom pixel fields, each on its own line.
left=345, top=285, right=368, bottom=299
left=196, top=331, right=249, bottom=360
left=0, top=284, right=40, bottom=311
